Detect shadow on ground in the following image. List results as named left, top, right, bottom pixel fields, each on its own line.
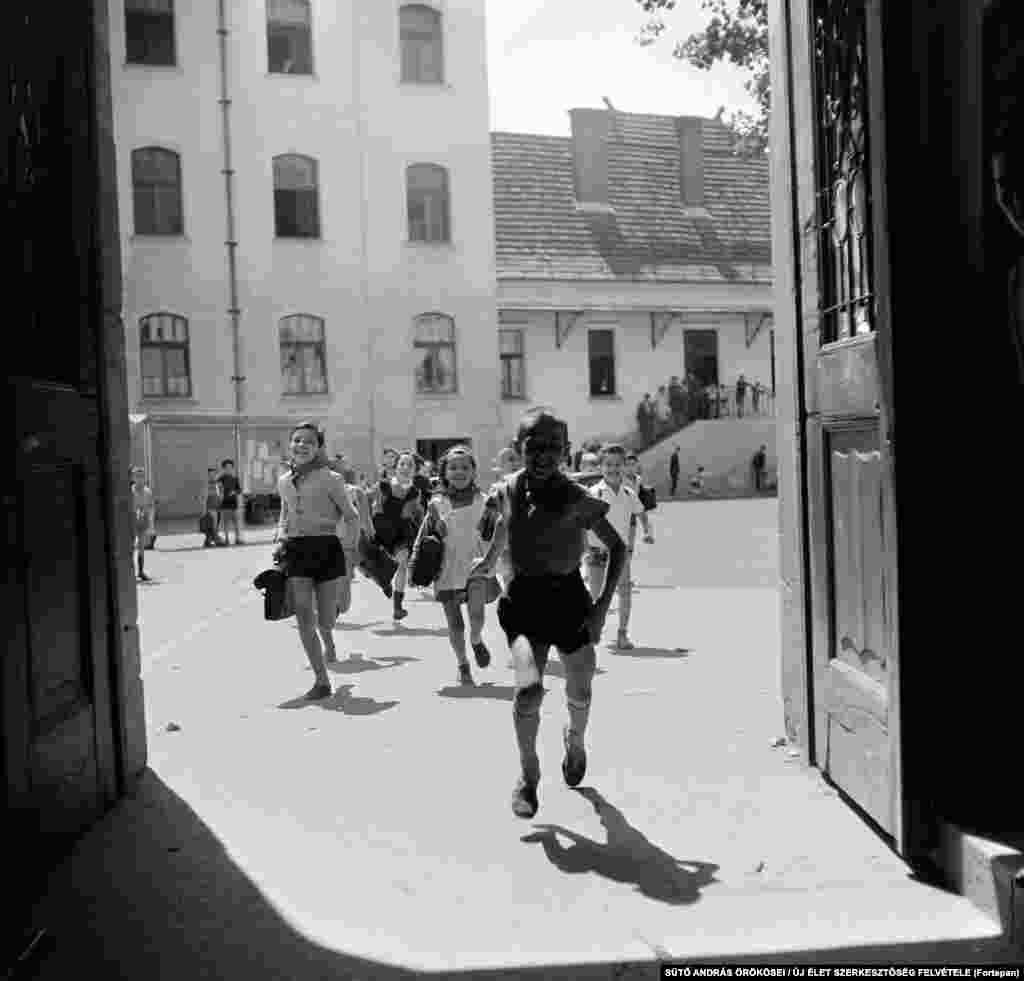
left=21, top=773, right=1021, bottom=979
left=521, top=787, right=720, bottom=907
left=277, top=684, right=399, bottom=715
left=22, top=771, right=422, bottom=980
left=437, top=682, right=516, bottom=701
left=608, top=647, right=690, bottom=659
left=326, top=655, right=419, bottom=675
left=371, top=626, right=451, bottom=638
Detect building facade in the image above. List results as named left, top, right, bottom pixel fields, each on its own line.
left=491, top=111, right=774, bottom=455
left=111, top=0, right=502, bottom=516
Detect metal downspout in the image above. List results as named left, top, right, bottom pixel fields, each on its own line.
left=352, top=3, right=374, bottom=468
left=217, top=0, right=244, bottom=481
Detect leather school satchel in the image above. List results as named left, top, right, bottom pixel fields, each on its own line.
left=408, top=508, right=445, bottom=588
left=637, top=483, right=657, bottom=511
left=253, top=567, right=293, bottom=621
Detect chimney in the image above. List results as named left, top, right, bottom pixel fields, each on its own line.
left=570, top=108, right=612, bottom=209
left=676, top=116, right=705, bottom=209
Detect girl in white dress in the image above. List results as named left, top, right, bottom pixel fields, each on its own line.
left=416, top=445, right=500, bottom=685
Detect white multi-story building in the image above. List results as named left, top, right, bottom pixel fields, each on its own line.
left=113, top=0, right=502, bottom=516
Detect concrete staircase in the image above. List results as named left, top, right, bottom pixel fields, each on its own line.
left=638, top=418, right=777, bottom=497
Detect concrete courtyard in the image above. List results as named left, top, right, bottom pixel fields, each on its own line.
left=23, top=499, right=1016, bottom=978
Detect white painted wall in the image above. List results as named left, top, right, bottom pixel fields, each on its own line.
left=495, top=307, right=775, bottom=451
left=110, top=0, right=502, bottom=515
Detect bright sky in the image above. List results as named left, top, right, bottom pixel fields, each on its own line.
left=485, top=0, right=756, bottom=136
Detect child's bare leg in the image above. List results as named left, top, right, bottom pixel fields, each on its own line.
left=291, top=578, right=329, bottom=687
left=617, top=553, right=633, bottom=639
left=392, top=549, right=409, bottom=619
left=442, top=599, right=468, bottom=664
left=316, top=579, right=339, bottom=663
left=466, top=579, right=487, bottom=646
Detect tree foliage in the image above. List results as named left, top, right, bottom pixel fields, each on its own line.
left=636, top=0, right=770, bottom=154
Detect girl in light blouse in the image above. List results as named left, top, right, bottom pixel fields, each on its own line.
left=274, top=421, right=359, bottom=701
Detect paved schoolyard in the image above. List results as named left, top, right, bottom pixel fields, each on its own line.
left=24, top=500, right=1013, bottom=978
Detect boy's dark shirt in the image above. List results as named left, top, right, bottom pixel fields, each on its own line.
left=669, top=452, right=680, bottom=476
left=217, top=474, right=241, bottom=508
left=483, top=471, right=608, bottom=578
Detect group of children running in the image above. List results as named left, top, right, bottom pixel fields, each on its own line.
left=271, top=409, right=656, bottom=818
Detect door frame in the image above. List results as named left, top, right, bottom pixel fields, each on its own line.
left=775, top=0, right=915, bottom=859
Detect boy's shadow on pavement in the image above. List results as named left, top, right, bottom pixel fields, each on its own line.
left=277, top=684, right=398, bottom=715
left=609, top=647, right=691, bottom=659
left=327, top=654, right=419, bottom=675
left=521, top=787, right=719, bottom=906
left=437, top=681, right=516, bottom=701
left=371, top=626, right=450, bottom=638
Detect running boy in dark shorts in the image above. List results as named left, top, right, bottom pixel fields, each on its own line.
left=471, top=408, right=626, bottom=818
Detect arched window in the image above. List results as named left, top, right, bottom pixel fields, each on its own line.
left=414, top=313, right=456, bottom=394
left=267, top=0, right=313, bottom=74
left=273, top=155, right=320, bottom=238
left=280, top=315, right=327, bottom=394
left=406, top=163, right=450, bottom=243
left=140, top=313, right=191, bottom=397
left=125, top=0, right=176, bottom=66
left=400, top=4, right=444, bottom=83
left=132, top=147, right=183, bottom=235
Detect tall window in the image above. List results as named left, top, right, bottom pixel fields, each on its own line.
left=407, top=164, right=450, bottom=243
left=499, top=328, right=525, bottom=399
left=588, top=329, right=616, bottom=396
left=273, top=155, right=320, bottom=238
left=414, top=314, right=456, bottom=394
left=125, top=0, right=176, bottom=66
left=132, top=147, right=183, bottom=235
left=140, top=314, right=190, bottom=397
left=400, top=5, right=444, bottom=83
left=280, top=315, right=327, bottom=394
left=267, top=0, right=313, bottom=74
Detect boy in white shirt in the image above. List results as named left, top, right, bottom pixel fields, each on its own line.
left=582, top=444, right=650, bottom=649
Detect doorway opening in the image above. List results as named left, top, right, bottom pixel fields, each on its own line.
left=683, top=329, right=719, bottom=388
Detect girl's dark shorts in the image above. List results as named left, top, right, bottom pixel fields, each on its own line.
left=497, top=570, right=593, bottom=654
left=279, top=536, right=347, bottom=583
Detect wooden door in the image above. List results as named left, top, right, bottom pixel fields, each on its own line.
left=795, top=0, right=903, bottom=845
left=4, top=0, right=120, bottom=848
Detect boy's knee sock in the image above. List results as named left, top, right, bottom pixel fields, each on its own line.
left=513, top=683, right=544, bottom=783
left=393, top=589, right=405, bottom=612
left=566, top=695, right=591, bottom=745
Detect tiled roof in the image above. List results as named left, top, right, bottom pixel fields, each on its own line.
left=491, top=113, right=771, bottom=284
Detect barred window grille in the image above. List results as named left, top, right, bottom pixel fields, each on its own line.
left=813, top=0, right=874, bottom=343
left=140, top=313, right=191, bottom=397
left=415, top=314, right=457, bottom=394
left=280, top=315, right=328, bottom=394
